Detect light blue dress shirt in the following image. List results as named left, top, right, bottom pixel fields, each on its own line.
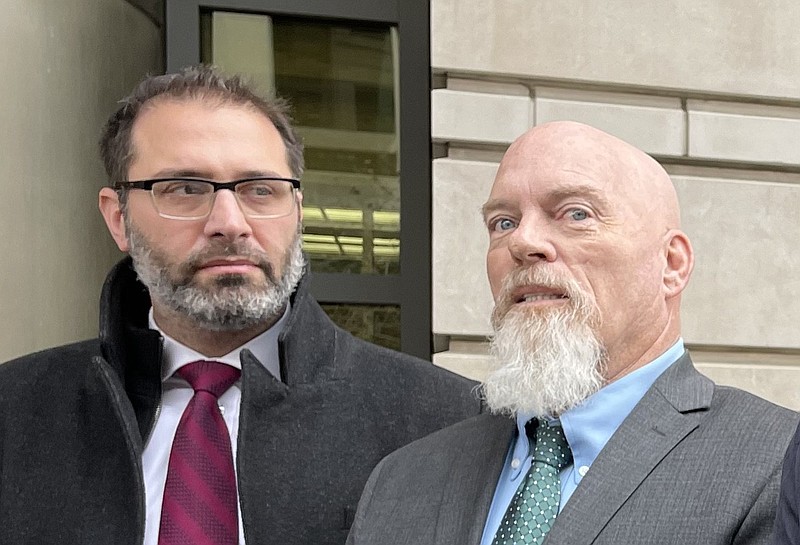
left=480, top=339, right=685, bottom=545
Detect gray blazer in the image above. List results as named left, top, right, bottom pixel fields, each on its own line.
left=348, top=353, right=799, bottom=545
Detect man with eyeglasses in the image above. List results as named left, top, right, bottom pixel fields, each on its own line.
left=0, top=65, right=480, bottom=545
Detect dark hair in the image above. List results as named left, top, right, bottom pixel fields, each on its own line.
left=99, top=65, right=304, bottom=190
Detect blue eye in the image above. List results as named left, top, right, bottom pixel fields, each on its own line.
left=569, top=209, right=588, bottom=221
left=492, top=218, right=517, bottom=232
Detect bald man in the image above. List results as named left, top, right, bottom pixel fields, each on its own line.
left=346, top=122, right=798, bottom=545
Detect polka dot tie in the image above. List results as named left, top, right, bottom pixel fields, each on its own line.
left=492, top=419, right=572, bottom=545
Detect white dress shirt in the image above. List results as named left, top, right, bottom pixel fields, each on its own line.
left=142, top=307, right=288, bottom=545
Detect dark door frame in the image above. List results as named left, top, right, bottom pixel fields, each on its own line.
left=165, top=0, right=433, bottom=359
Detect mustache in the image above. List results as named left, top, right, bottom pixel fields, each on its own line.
left=491, top=266, right=599, bottom=331
left=179, top=241, right=276, bottom=283
left=494, top=266, right=577, bottom=309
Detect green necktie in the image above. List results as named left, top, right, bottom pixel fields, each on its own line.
left=492, top=419, right=573, bottom=545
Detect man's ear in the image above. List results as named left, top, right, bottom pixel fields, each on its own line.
left=663, top=229, right=694, bottom=298
left=99, top=187, right=130, bottom=252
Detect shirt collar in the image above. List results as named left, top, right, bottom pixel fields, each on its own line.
left=148, top=305, right=290, bottom=382
left=511, top=338, right=685, bottom=479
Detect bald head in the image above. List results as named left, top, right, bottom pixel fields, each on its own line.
left=484, top=121, right=694, bottom=383
left=499, top=121, right=681, bottom=232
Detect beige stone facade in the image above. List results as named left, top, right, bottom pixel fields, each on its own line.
left=430, top=0, right=800, bottom=409
left=3, top=1, right=799, bottom=411
left=0, top=1, right=162, bottom=362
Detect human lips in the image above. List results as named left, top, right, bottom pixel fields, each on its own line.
left=197, top=258, right=260, bottom=275
left=511, top=287, right=569, bottom=305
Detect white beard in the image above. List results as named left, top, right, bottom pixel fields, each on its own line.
left=482, top=267, right=606, bottom=418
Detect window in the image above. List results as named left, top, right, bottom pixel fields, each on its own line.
left=167, top=0, right=431, bottom=358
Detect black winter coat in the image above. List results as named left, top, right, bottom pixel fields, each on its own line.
left=0, top=258, right=482, bottom=544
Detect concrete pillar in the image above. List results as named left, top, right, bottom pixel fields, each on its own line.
left=0, top=0, right=162, bottom=361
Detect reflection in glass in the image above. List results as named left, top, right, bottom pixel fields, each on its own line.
left=320, top=304, right=401, bottom=351
left=201, top=11, right=400, bottom=275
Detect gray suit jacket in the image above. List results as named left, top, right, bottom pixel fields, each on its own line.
left=347, top=353, right=799, bottom=545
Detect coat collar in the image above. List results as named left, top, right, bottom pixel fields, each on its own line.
left=442, top=415, right=516, bottom=545
left=381, top=352, right=712, bottom=545
left=544, top=352, right=713, bottom=545
left=276, top=266, right=338, bottom=385
left=97, top=256, right=338, bottom=441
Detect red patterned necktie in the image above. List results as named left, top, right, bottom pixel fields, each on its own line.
left=158, top=360, right=241, bottom=545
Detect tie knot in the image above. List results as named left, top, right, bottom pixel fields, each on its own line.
left=177, top=360, right=241, bottom=399
left=529, top=419, right=572, bottom=470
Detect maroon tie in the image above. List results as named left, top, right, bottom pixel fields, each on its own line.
left=158, top=360, right=241, bottom=545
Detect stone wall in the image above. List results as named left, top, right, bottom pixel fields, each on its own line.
left=430, top=0, right=800, bottom=409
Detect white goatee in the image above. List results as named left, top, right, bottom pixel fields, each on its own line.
left=482, top=267, right=606, bottom=418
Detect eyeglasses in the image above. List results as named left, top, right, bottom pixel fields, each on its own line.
left=115, top=177, right=301, bottom=220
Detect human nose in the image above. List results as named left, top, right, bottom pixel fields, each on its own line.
left=506, top=217, right=557, bottom=264
left=203, top=189, right=253, bottom=240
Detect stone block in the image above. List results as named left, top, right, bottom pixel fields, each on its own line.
left=432, top=89, right=533, bottom=145
left=687, top=101, right=800, bottom=165
left=693, top=350, right=800, bottom=410
left=676, top=175, right=800, bottom=349
left=534, top=88, right=685, bottom=156
left=434, top=350, right=492, bottom=383
left=432, top=158, right=498, bottom=336
left=432, top=0, right=800, bottom=100
left=446, top=78, right=530, bottom=96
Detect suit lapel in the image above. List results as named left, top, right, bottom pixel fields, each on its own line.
left=545, top=353, right=714, bottom=545
left=433, top=415, right=516, bottom=545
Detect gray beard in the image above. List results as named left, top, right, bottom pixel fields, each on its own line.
left=482, top=268, right=606, bottom=418
left=126, top=223, right=305, bottom=332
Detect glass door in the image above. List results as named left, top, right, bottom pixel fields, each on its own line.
left=166, top=0, right=431, bottom=358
